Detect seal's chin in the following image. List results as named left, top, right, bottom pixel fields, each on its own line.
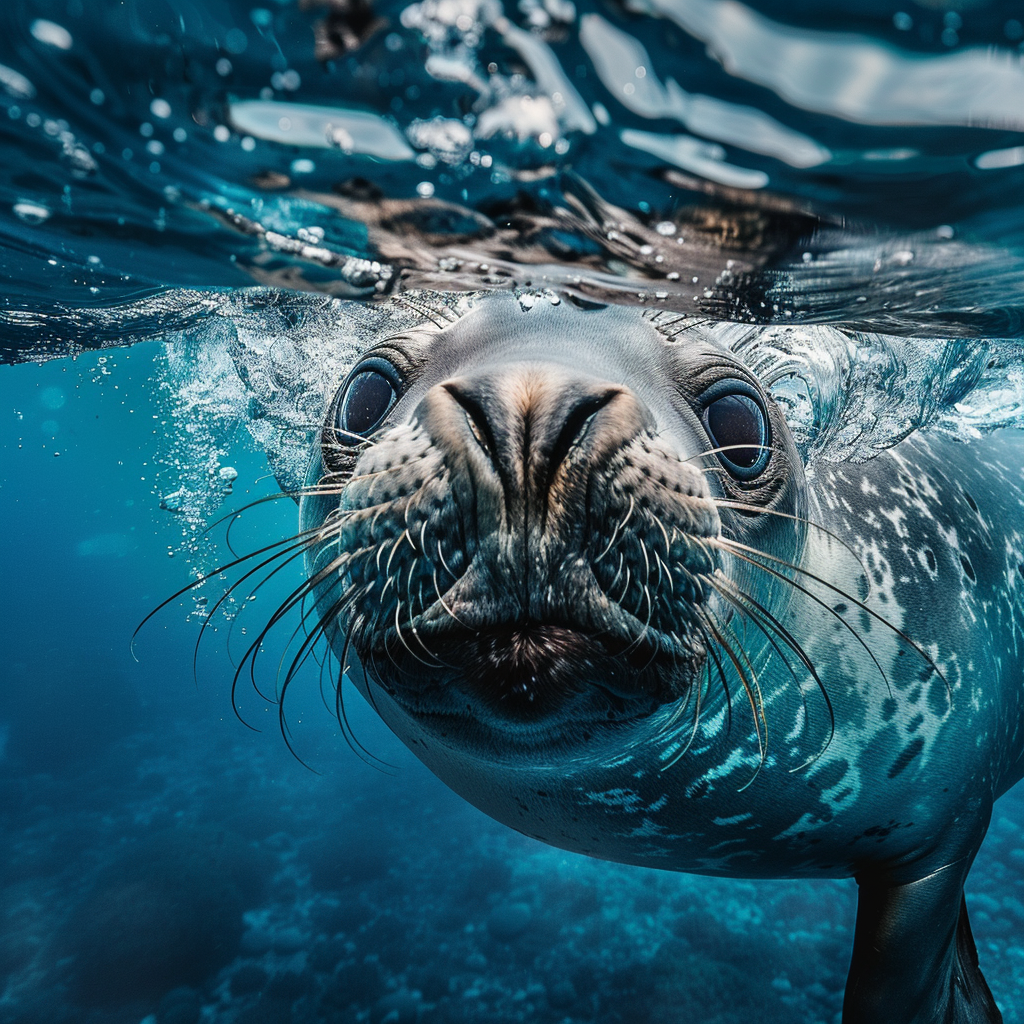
left=355, top=620, right=700, bottom=752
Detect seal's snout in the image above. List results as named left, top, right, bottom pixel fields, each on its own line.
left=319, top=347, right=721, bottom=745
left=428, top=364, right=642, bottom=533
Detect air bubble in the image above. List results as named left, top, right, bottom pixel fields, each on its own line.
left=30, top=19, right=73, bottom=49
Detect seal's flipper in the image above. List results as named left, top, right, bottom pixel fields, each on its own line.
left=844, top=863, right=1001, bottom=1024
left=951, top=895, right=1002, bottom=1024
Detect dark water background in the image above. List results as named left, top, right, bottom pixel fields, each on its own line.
left=3, top=0, right=1024, bottom=1022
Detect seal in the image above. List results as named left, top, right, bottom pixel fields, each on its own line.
left=297, top=291, right=1019, bottom=1024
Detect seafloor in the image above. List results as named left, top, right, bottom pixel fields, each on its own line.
left=3, top=714, right=1024, bottom=1024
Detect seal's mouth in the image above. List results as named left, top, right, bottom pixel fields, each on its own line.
left=357, top=616, right=704, bottom=744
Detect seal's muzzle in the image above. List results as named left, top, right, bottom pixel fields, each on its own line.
left=314, top=359, right=718, bottom=734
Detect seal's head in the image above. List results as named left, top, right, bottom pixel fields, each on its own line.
left=300, top=293, right=807, bottom=824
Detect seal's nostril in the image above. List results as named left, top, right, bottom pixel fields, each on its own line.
left=443, top=383, right=499, bottom=465
left=543, top=390, right=619, bottom=495
left=441, top=376, right=629, bottom=529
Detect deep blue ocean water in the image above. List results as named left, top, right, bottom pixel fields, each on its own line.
left=3, top=1, right=1024, bottom=1022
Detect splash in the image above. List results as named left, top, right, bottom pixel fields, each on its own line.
left=133, top=288, right=1024, bottom=558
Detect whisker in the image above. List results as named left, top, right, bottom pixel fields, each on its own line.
left=595, top=496, right=634, bottom=564
left=272, top=569, right=389, bottom=767
left=319, top=642, right=337, bottom=718
left=715, top=538, right=894, bottom=699
left=433, top=567, right=469, bottom=628
left=236, top=548, right=367, bottom=703
left=698, top=616, right=733, bottom=738
left=212, top=540, right=315, bottom=685
left=721, top=531, right=949, bottom=697
left=435, top=539, right=458, bottom=581
left=711, top=500, right=870, bottom=581
left=701, top=606, right=767, bottom=789
left=335, top=625, right=399, bottom=773
left=392, top=599, right=440, bottom=668
left=684, top=443, right=774, bottom=464
left=659, top=631, right=715, bottom=771
left=132, top=522, right=334, bottom=659
left=392, top=294, right=458, bottom=328
left=406, top=559, right=453, bottom=667
left=706, top=572, right=836, bottom=770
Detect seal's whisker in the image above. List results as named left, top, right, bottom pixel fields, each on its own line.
left=207, top=483, right=372, bottom=552
left=273, top=582, right=377, bottom=775
left=720, top=608, right=769, bottom=759
left=654, top=549, right=672, bottom=596
left=333, top=626, right=399, bottom=773
left=594, top=495, right=634, bottom=564
left=393, top=600, right=441, bottom=668
left=722, top=534, right=948, bottom=696
left=621, top=536, right=656, bottom=657
left=701, top=605, right=767, bottom=783
left=131, top=523, right=332, bottom=659
left=276, top=575, right=371, bottom=702
left=607, top=551, right=626, bottom=596
left=707, top=573, right=804, bottom=703
left=282, top=583, right=366, bottom=695
left=647, top=511, right=672, bottom=565
left=365, top=609, right=400, bottom=714
left=665, top=613, right=734, bottom=765
left=709, top=571, right=836, bottom=769
left=230, top=574, right=355, bottom=730
left=344, top=462, right=429, bottom=487
left=392, top=294, right=458, bottom=327
left=405, top=560, right=453, bottom=668
left=629, top=581, right=655, bottom=655
left=207, top=530, right=323, bottom=648
left=638, top=536, right=652, bottom=596
left=433, top=567, right=469, bottom=628
left=220, top=541, right=318, bottom=678
left=380, top=593, right=405, bottom=673
left=192, top=527, right=342, bottom=713
left=700, top=618, right=733, bottom=739
left=712, top=499, right=870, bottom=582
left=618, top=564, right=632, bottom=608
left=388, top=530, right=411, bottom=575
left=684, top=443, right=774, bottom=464
left=405, top=556, right=419, bottom=615
left=714, top=538, right=895, bottom=699
left=275, top=589, right=340, bottom=696
left=249, top=572, right=360, bottom=710
left=707, top=576, right=822, bottom=771
left=659, top=648, right=713, bottom=771
left=237, top=549, right=367, bottom=703
left=656, top=629, right=703, bottom=737
left=319, top=642, right=337, bottom=717
left=435, top=539, right=459, bottom=582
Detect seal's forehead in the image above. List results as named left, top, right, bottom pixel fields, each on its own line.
left=419, top=293, right=731, bottom=382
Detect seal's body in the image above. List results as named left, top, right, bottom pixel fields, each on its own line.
left=300, top=293, right=1019, bottom=1023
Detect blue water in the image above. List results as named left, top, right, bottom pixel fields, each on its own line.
left=3, top=0, right=1024, bottom=1022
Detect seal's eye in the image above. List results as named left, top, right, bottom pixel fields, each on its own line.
left=701, top=387, right=770, bottom=481
left=334, top=359, right=400, bottom=443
